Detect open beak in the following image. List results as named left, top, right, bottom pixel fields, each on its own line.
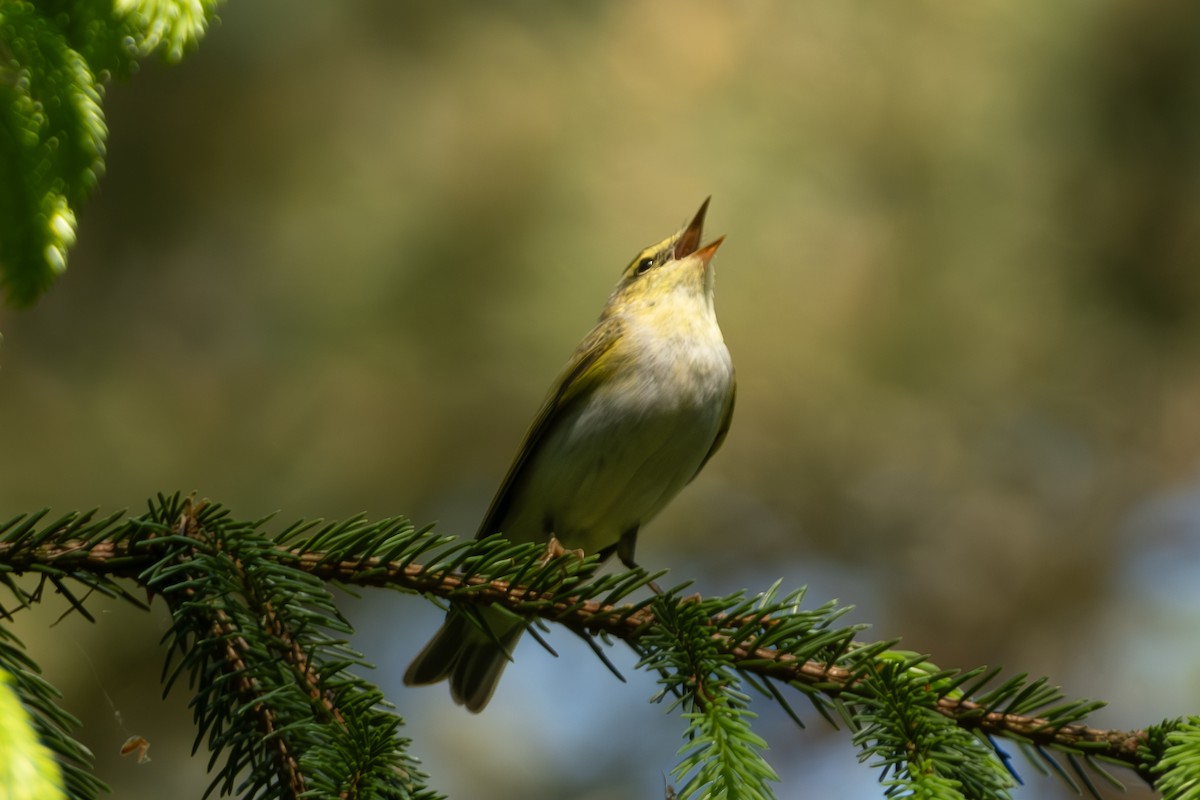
left=693, top=234, right=725, bottom=266
left=674, top=197, right=722, bottom=262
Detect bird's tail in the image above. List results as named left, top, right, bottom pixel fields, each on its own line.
left=403, top=607, right=525, bottom=712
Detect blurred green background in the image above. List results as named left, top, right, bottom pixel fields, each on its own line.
left=3, top=0, right=1200, bottom=797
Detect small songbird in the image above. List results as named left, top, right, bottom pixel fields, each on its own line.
left=404, top=199, right=736, bottom=711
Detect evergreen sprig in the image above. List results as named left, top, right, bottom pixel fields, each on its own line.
left=0, top=661, right=67, bottom=799
left=143, top=495, right=437, bottom=800
left=1153, top=717, right=1200, bottom=800
left=0, top=496, right=1181, bottom=799
left=0, top=0, right=222, bottom=306
left=847, top=656, right=1016, bottom=799
left=0, top=627, right=101, bottom=799
left=637, top=592, right=779, bottom=800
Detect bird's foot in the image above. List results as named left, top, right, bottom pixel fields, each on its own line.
left=539, top=535, right=585, bottom=567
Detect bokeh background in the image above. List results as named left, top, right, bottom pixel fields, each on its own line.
left=3, top=0, right=1200, bottom=797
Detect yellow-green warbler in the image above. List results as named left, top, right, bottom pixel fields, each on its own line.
left=404, top=198, right=735, bottom=711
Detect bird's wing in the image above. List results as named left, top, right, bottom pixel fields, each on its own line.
left=692, top=376, right=735, bottom=480
left=476, top=318, right=624, bottom=541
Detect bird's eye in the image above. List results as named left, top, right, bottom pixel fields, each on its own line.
left=635, top=257, right=654, bottom=275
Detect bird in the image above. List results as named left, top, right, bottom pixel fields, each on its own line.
left=404, top=198, right=735, bottom=711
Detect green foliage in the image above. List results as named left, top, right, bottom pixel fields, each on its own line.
left=0, top=627, right=104, bottom=799
left=143, top=495, right=439, bottom=799
left=1154, top=717, right=1200, bottom=800
left=0, top=507, right=135, bottom=800
left=0, top=497, right=439, bottom=799
left=0, top=663, right=67, bottom=800
left=639, top=593, right=780, bottom=800
left=0, top=496, right=1179, bottom=798
left=0, top=0, right=221, bottom=306
left=848, top=657, right=1015, bottom=800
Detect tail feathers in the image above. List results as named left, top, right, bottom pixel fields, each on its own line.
left=404, top=608, right=524, bottom=712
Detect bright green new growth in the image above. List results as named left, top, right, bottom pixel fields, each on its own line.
left=0, top=622, right=103, bottom=799
left=0, top=666, right=67, bottom=800
left=0, top=0, right=222, bottom=306
left=1155, top=717, right=1200, bottom=800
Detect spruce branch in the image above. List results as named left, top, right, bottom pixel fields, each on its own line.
left=1152, top=718, right=1200, bottom=800
left=0, top=497, right=1168, bottom=800
left=146, top=497, right=437, bottom=800
left=0, top=526, right=1133, bottom=759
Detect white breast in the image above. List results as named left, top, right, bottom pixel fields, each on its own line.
left=500, top=294, right=733, bottom=554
